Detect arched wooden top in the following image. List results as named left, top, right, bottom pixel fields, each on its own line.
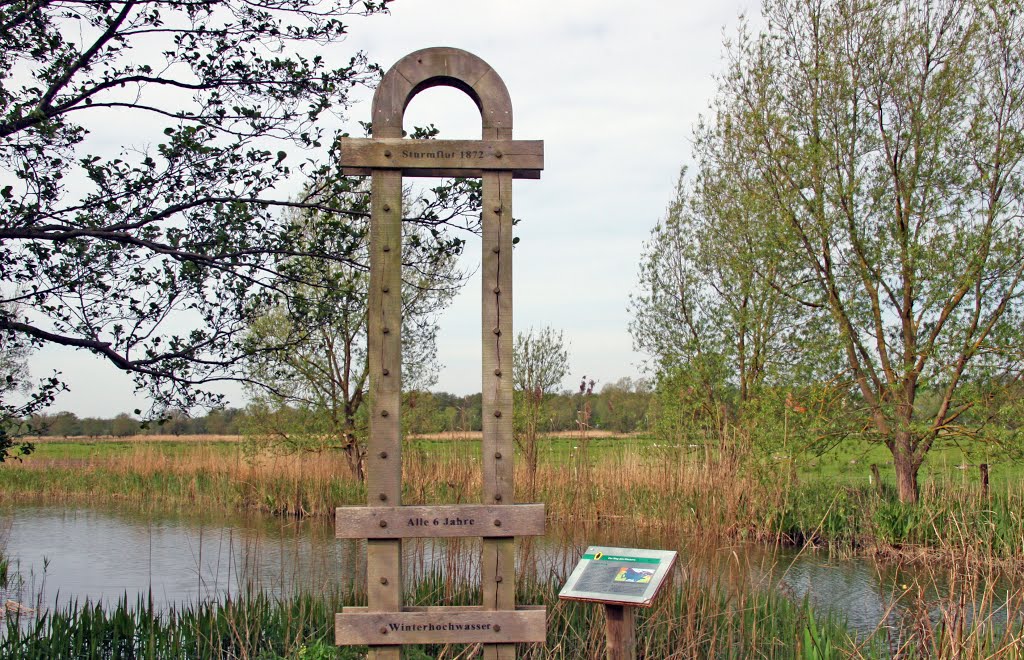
left=371, top=47, right=513, bottom=138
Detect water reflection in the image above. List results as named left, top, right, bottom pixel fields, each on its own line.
left=1, top=504, right=1019, bottom=640
left=1, top=505, right=355, bottom=608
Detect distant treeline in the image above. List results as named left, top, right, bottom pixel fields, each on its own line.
left=405, top=378, right=651, bottom=435
left=29, top=408, right=247, bottom=438
left=29, top=378, right=652, bottom=438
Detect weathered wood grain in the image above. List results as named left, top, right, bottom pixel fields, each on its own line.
left=336, top=504, right=545, bottom=539
left=366, top=141, right=403, bottom=660
left=339, top=138, right=542, bottom=179
left=604, top=604, right=637, bottom=660
left=481, top=120, right=517, bottom=659
left=336, top=608, right=546, bottom=646
left=344, top=606, right=546, bottom=614
left=372, top=47, right=514, bottom=133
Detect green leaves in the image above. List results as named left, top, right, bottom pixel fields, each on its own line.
left=241, top=177, right=476, bottom=476
left=0, top=0, right=392, bottom=415
left=637, top=0, right=1024, bottom=502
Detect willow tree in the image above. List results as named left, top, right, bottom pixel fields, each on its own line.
left=630, top=166, right=805, bottom=453
left=244, top=172, right=476, bottom=481
left=686, top=0, right=1024, bottom=502
left=513, top=325, right=569, bottom=497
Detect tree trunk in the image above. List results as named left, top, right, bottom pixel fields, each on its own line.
left=343, top=431, right=365, bottom=482
left=524, top=400, right=540, bottom=500
left=526, top=443, right=538, bottom=500
left=894, top=453, right=919, bottom=504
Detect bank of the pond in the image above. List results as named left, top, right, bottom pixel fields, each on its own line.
left=2, top=438, right=1023, bottom=562
left=4, top=501, right=1024, bottom=657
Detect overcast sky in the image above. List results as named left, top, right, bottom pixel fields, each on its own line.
left=32, top=0, right=760, bottom=416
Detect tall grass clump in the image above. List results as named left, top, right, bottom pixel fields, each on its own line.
left=1, top=591, right=357, bottom=659
left=0, top=444, right=368, bottom=517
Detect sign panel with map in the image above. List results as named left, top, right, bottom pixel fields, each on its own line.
left=558, top=546, right=678, bottom=607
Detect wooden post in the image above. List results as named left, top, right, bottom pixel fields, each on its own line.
left=481, top=133, right=516, bottom=660
left=366, top=135, right=404, bottom=660
left=604, top=604, right=636, bottom=660
left=980, top=463, right=989, bottom=499
left=334, top=47, right=545, bottom=659
left=870, top=463, right=883, bottom=498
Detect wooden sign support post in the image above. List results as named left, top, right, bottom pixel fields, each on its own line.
left=603, top=605, right=636, bottom=660
left=334, top=47, right=546, bottom=659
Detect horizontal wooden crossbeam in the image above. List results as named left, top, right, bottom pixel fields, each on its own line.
left=335, top=503, right=545, bottom=539
left=338, top=138, right=543, bottom=179
left=336, top=606, right=547, bottom=645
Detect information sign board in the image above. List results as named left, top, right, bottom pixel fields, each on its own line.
left=558, top=546, right=677, bottom=607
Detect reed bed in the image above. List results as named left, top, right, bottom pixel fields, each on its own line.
left=878, top=558, right=1024, bottom=658
left=3, top=441, right=1024, bottom=656
left=3, top=557, right=1022, bottom=657
left=0, top=573, right=871, bottom=659
left=3, top=439, right=1024, bottom=561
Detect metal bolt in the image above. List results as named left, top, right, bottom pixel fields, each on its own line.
left=382, top=286, right=389, bottom=293
left=380, top=576, right=388, bottom=585
left=379, top=520, right=387, bottom=528
left=495, top=452, right=502, bottom=459
left=495, top=150, right=503, bottom=159
left=494, top=494, right=503, bottom=502
left=495, top=575, right=503, bottom=582
left=492, top=246, right=500, bottom=254
left=382, top=327, right=390, bottom=334
left=381, top=409, right=389, bottom=417
left=494, top=410, right=502, bottom=418
left=493, top=286, right=501, bottom=294
left=380, top=626, right=388, bottom=635
left=379, top=493, right=387, bottom=501
left=384, top=150, right=392, bottom=158
left=493, top=205, right=502, bottom=214
left=494, top=369, right=502, bottom=377
left=382, top=245, right=391, bottom=252
left=379, top=451, right=388, bottom=459
left=493, top=327, right=501, bottom=336
left=494, top=519, right=502, bottom=527
left=494, top=625, right=502, bottom=633
left=382, top=368, right=389, bottom=376
left=382, top=204, right=391, bottom=212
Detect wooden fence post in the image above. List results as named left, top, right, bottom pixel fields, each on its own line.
left=870, top=463, right=883, bottom=498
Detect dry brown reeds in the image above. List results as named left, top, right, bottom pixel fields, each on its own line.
left=4, top=440, right=1024, bottom=656
left=5, top=439, right=1024, bottom=565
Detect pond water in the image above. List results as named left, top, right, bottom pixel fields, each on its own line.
left=0, top=504, right=1017, bottom=640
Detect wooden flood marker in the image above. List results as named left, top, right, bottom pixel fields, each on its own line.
left=334, top=47, right=546, bottom=659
